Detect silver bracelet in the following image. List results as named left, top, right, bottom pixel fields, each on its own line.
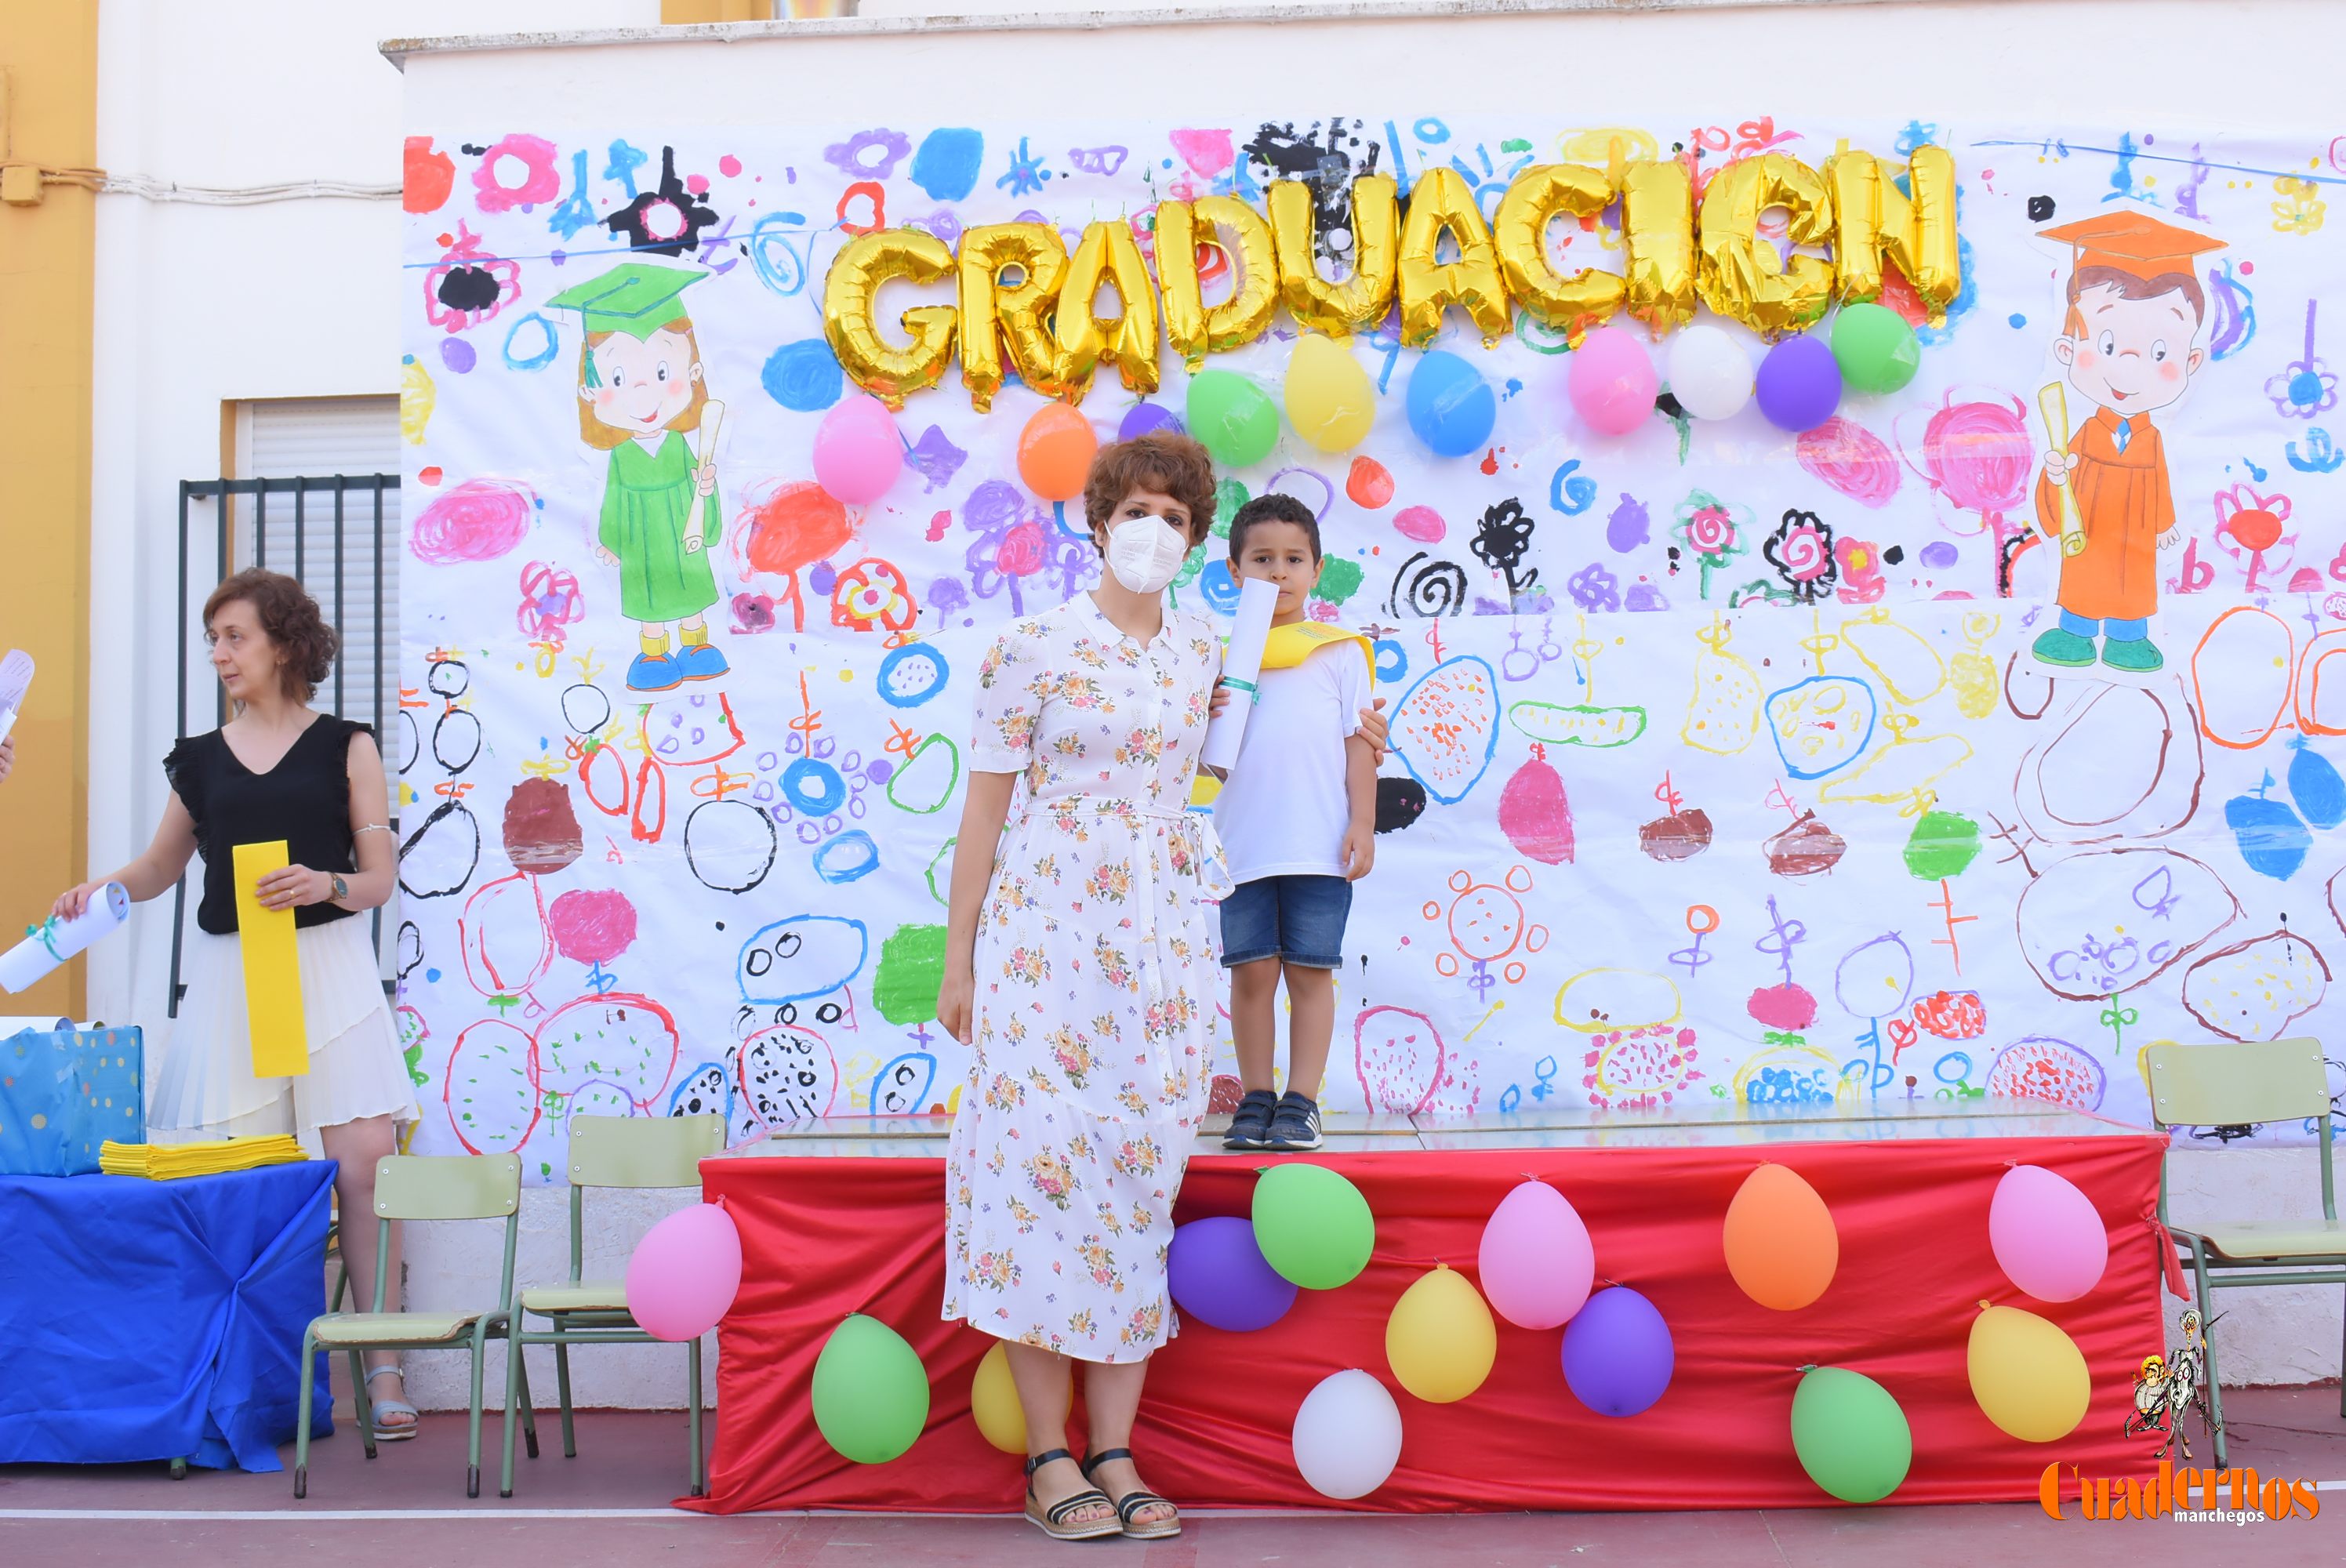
left=354, top=823, right=394, bottom=837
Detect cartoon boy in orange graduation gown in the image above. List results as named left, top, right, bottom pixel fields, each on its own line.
left=2030, top=211, right=2225, bottom=674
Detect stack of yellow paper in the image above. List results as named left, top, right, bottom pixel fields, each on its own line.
left=99, top=1135, right=307, bottom=1179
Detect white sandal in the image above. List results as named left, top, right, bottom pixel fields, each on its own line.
left=364, top=1365, right=419, bottom=1442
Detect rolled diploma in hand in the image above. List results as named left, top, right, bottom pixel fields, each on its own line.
left=0, top=882, right=130, bottom=993
left=1201, top=577, right=1280, bottom=774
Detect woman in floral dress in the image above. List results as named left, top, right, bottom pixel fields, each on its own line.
left=938, top=432, right=1385, bottom=1540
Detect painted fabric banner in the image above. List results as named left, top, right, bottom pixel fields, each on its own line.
left=398, top=117, right=2345, bottom=1180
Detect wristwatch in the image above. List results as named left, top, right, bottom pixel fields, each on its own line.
left=328, top=872, right=350, bottom=905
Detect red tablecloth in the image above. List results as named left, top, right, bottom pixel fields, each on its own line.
left=685, top=1131, right=2167, bottom=1512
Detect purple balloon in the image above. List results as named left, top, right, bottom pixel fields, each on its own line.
left=1560, top=1286, right=1674, bottom=1417
left=1119, top=400, right=1184, bottom=441
left=1168, top=1216, right=1297, bottom=1331
left=1754, top=335, right=1841, bottom=433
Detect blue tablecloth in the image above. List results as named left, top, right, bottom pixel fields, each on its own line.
left=0, top=1161, right=337, bottom=1472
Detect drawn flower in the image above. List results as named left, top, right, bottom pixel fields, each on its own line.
left=828, top=557, right=919, bottom=633
left=1762, top=509, right=1839, bottom=601
left=1676, top=492, right=1745, bottom=560
left=2268, top=361, right=2338, bottom=419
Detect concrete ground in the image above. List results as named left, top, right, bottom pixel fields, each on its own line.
left=5, top=1387, right=2345, bottom=1566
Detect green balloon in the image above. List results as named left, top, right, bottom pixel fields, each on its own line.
left=812, top=1313, right=929, bottom=1464
left=1186, top=370, right=1280, bottom=469
left=1251, top=1163, right=1374, bottom=1289
left=1791, top=1367, right=1912, bottom=1503
left=1829, top=303, right=1922, bottom=395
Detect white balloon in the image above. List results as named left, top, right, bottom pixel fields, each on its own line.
left=1291, top=1369, right=1404, bottom=1500
left=1665, top=323, right=1755, bottom=421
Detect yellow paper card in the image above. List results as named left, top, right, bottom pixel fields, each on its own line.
left=231, top=840, right=309, bottom=1078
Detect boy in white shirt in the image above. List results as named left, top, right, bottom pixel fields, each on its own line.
left=1211, top=494, right=1377, bottom=1152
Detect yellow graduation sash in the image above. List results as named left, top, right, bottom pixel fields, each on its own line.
left=1258, top=621, right=1374, bottom=685
left=1193, top=622, right=1373, bottom=806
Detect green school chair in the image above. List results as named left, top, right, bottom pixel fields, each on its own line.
left=294, top=1152, right=538, bottom=1499
left=2142, top=1036, right=2346, bottom=1467
left=499, top=1113, right=725, bottom=1499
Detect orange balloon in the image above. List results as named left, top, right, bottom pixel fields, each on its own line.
left=1017, top=402, right=1098, bottom=502
left=1723, top=1163, right=1838, bottom=1311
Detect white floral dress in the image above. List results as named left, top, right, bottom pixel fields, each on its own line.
left=944, top=593, right=1231, bottom=1362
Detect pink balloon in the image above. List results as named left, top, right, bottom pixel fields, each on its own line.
left=625, top=1200, right=743, bottom=1341
left=1988, top=1164, right=2108, bottom=1303
left=1476, top=1179, right=1595, bottom=1330
left=812, top=394, right=903, bottom=505
left=1567, top=325, right=1659, bottom=437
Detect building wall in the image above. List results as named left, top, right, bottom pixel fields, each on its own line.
left=0, top=2, right=99, bottom=1024
left=69, top=0, right=2346, bottom=1410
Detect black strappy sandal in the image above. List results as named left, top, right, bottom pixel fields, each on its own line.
left=1023, top=1447, right=1121, bottom=1541
left=1080, top=1446, right=1182, bottom=1540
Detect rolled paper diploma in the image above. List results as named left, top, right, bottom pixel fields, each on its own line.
left=0, top=882, right=130, bottom=993
left=1200, top=576, right=1281, bottom=775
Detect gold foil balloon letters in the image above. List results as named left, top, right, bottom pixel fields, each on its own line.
left=1697, top=153, right=1836, bottom=339
left=1269, top=173, right=1399, bottom=338
left=1494, top=163, right=1622, bottom=347
left=821, top=229, right=958, bottom=410
left=1396, top=166, right=1511, bottom=350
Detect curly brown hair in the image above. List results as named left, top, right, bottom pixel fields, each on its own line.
left=1081, top=430, right=1218, bottom=550
left=203, top=569, right=338, bottom=704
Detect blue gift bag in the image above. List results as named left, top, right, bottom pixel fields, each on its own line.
left=0, top=1026, right=144, bottom=1176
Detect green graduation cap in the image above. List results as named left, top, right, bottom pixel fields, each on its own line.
left=547, top=261, right=708, bottom=387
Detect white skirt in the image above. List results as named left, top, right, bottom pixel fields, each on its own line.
left=149, top=914, right=421, bottom=1145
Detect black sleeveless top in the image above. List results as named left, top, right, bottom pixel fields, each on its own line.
left=165, top=716, right=372, bottom=935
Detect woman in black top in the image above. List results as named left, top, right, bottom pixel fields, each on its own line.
left=53, top=568, right=421, bottom=1439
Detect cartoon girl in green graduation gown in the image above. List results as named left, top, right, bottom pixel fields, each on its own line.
left=549, top=261, right=728, bottom=693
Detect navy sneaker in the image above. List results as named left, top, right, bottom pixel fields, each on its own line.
left=1223, top=1090, right=1276, bottom=1149
left=1264, top=1092, right=1323, bottom=1152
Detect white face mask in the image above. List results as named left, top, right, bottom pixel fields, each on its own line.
left=1103, top=514, right=1190, bottom=595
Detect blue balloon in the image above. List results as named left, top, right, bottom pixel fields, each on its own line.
left=1561, top=1285, right=1674, bottom=1417
left=1168, top=1216, right=1297, bottom=1331
left=1405, top=350, right=1496, bottom=458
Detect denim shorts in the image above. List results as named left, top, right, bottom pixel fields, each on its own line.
left=1219, top=874, right=1353, bottom=969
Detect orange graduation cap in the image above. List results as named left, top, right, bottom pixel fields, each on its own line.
left=2039, top=210, right=2225, bottom=282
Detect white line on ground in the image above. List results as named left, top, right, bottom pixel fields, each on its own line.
left=0, top=1506, right=1336, bottom=1522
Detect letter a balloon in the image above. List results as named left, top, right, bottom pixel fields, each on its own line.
left=1723, top=1163, right=1838, bottom=1310
left=1385, top=1264, right=1497, bottom=1403
left=1476, top=1179, right=1595, bottom=1329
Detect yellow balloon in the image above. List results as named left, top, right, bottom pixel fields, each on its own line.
left=1156, top=195, right=1277, bottom=369
left=1269, top=173, right=1398, bottom=338
left=1695, top=153, right=1836, bottom=339
left=821, top=229, right=959, bottom=411
left=971, top=1341, right=1027, bottom=1454
left=1384, top=1264, right=1497, bottom=1404
left=956, top=223, right=1085, bottom=412
left=1967, top=1303, right=2090, bottom=1443
left=1493, top=164, right=1622, bottom=347
left=1057, top=219, right=1160, bottom=396
left=1620, top=159, right=1697, bottom=334
left=1826, top=147, right=1961, bottom=322
left=1284, top=332, right=1375, bottom=452
left=1396, top=166, right=1511, bottom=350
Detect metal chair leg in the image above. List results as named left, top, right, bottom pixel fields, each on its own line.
left=2193, top=1243, right=2228, bottom=1469
left=294, top=1329, right=318, bottom=1499
left=467, top=1336, right=488, bottom=1499
left=168, top=1457, right=187, bottom=1480
left=499, top=1327, right=525, bottom=1498
left=688, top=1335, right=705, bottom=1497
left=555, top=1338, right=578, bottom=1459
left=516, top=1337, right=540, bottom=1459
left=348, top=1350, right=379, bottom=1461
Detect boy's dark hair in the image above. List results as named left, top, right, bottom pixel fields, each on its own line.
left=1227, top=492, right=1322, bottom=562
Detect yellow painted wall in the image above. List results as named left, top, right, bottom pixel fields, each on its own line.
left=0, top=5, right=99, bottom=1018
